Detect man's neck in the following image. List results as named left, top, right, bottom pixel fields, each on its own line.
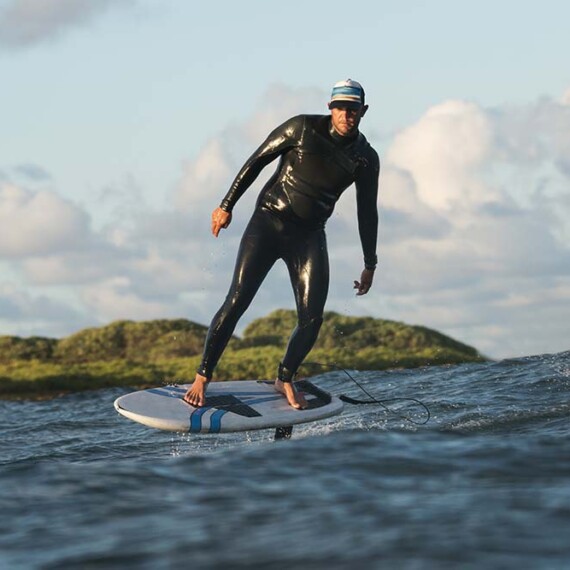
left=328, top=119, right=359, bottom=143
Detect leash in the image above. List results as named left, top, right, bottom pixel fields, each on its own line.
left=301, top=361, right=431, bottom=426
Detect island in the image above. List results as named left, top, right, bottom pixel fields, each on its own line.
left=0, top=309, right=485, bottom=399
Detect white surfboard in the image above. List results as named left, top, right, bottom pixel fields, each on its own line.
left=114, top=380, right=343, bottom=434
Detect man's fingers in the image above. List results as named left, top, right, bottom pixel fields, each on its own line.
left=353, top=279, right=372, bottom=296
left=353, top=280, right=364, bottom=295
left=354, top=268, right=374, bottom=296
left=211, top=219, right=222, bottom=237
left=356, top=285, right=367, bottom=296
left=210, top=208, right=231, bottom=237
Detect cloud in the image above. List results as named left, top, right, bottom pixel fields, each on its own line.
left=0, top=282, right=88, bottom=337
left=175, top=139, right=234, bottom=212
left=0, top=183, right=91, bottom=258
left=491, top=96, right=570, bottom=175
left=12, top=163, right=52, bottom=182
left=357, top=92, right=570, bottom=358
left=21, top=248, right=129, bottom=286
left=80, top=277, right=172, bottom=322
left=376, top=167, right=452, bottom=243
left=386, top=100, right=496, bottom=211
left=0, top=0, right=135, bottom=50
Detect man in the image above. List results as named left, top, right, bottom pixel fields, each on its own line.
left=184, top=79, right=380, bottom=409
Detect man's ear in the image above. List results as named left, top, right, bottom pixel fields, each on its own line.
left=360, top=105, right=369, bottom=117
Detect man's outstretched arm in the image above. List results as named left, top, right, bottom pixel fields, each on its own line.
left=354, top=150, right=380, bottom=294
left=219, top=115, right=303, bottom=213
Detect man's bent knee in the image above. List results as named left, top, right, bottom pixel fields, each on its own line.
left=298, top=315, right=323, bottom=339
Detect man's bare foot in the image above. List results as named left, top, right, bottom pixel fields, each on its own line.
left=183, top=374, right=209, bottom=407
left=274, top=379, right=308, bottom=410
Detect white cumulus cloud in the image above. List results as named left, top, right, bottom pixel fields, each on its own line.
left=175, top=139, right=234, bottom=212
left=365, top=92, right=570, bottom=358
left=0, top=183, right=91, bottom=258
left=387, top=100, right=496, bottom=211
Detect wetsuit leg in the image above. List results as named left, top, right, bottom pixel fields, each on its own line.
left=198, top=209, right=279, bottom=378
left=279, top=228, right=329, bottom=381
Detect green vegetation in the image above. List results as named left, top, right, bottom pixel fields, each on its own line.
left=0, top=310, right=485, bottom=399
left=53, top=319, right=209, bottom=363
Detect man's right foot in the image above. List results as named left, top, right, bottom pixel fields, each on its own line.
left=183, top=375, right=209, bottom=407
left=274, top=379, right=308, bottom=410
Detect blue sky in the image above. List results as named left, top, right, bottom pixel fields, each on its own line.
left=1, top=0, right=569, bottom=359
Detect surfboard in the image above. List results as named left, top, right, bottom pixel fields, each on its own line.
left=114, top=380, right=343, bottom=434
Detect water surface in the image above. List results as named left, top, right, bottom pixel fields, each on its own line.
left=1, top=352, right=570, bottom=569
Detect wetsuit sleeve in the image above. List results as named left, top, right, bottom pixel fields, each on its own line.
left=219, top=116, right=302, bottom=212
left=355, top=149, right=380, bottom=269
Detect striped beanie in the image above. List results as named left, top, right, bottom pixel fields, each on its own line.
left=329, top=79, right=365, bottom=108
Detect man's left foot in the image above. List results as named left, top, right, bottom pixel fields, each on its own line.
left=274, top=379, right=308, bottom=410
left=183, top=374, right=209, bottom=407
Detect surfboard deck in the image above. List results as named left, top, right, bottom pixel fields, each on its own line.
left=114, top=380, right=343, bottom=434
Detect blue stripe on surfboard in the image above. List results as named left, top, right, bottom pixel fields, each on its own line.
left=209, top=409, right=228, bottom=433
left=187, top=394, right=287, bottom=433
left=189, top=407, right=210, bottom=432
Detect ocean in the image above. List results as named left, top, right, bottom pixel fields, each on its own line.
left=1, top=351, right=569, bottom=569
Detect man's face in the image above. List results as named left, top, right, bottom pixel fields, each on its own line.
left=329, top=104, right=368, bottom=136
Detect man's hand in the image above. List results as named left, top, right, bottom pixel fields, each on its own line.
left=353, top=268, right=375, bottom=296
left=211, top=207, right=232, bottom=237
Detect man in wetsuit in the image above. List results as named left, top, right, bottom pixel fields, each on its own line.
left=184, top=79, right=380, bottom=409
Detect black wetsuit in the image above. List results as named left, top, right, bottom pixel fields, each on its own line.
left=198, top=114, right=380, bottom=381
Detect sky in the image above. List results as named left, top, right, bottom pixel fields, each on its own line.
left=1, top=0, right=569, bottom=360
